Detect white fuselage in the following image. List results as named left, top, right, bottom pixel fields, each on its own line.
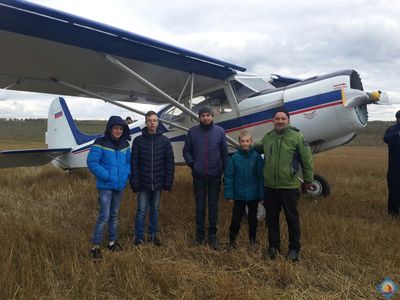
left=51, top=71, right=367, bottom=169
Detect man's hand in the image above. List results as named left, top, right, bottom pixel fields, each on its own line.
left=303, top=183, right=314, bottom=191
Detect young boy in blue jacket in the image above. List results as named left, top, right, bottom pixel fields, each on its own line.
left=224, top=131, right=264, bottom=248
left=87, top=116, right=131, bottom=260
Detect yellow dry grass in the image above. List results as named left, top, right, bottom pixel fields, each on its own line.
left=0, top=146, right=399, bottom=299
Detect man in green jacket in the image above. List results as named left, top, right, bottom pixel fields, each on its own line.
left=254, top=108, right=313, bottom=262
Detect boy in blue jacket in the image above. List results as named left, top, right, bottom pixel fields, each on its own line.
left=87, top=116, right=131, bottom=261
left=224, top=131, right=264, bottom=248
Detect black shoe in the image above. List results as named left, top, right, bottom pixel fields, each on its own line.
left=133, top=239, right=144, bottom=246
left=228, top=240, right=237, bottom=250
left=209, top=237, right=219, bottom=250
left=90, top=247, right=102, bottom=261
left=249, top=239, right=257, bottom=250
left=265, top=247, right=278, bottom=260
left=286, top=249, right=300, bottom=262
left=194, top=235, right=204, bottom=245
left=107, top=241, right=123, bottom=252
left=150, top=236, right=162, bottom=246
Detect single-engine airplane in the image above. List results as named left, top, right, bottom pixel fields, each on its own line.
left=0, top=0, right=392, bottom=197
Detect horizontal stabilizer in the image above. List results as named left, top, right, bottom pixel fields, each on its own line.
left=0, top=148, right=71, bottom=169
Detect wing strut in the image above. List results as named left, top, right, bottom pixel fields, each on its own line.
left=52, top=79, right=189, bottom=132
left=104, top=54, right=199, bottom=120
left=103, top=54, right=239, bottom=147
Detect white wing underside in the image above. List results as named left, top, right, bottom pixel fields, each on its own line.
left=0, top=0, right=246, bottom=104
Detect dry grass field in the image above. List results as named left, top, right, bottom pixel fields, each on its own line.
left=0, top=143, right=399, bottom=299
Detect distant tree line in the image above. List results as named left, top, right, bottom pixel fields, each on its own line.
left=0, top=119, right=392, bottom=146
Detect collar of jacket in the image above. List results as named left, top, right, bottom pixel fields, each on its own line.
left=199, top=121, right=214, bottom=131
left=237, top=147, right=254, bottom=156
left=271, top=125, right=299, bottom=136
left=141, top=127, right=162, bottom=137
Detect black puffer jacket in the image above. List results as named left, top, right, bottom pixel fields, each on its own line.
left=130, top=127, right=174, bottom=192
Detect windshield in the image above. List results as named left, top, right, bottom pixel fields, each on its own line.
left=231, top=76, right=275, bottom=102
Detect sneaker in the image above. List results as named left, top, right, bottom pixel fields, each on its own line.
left=90, top=247, right=102, bottom=261
left=265, top=247, right=278, bottom=260
left=286, top=249, right=300, bottom=262
left=107, top=241, right=123, bottom=252
left=150, top=236, right=162, bottom=246
left=209, top=237, right=219, bottom=250
left=133, top=239, right=144, bottom=246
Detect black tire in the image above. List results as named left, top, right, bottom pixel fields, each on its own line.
left=303, top=174, right=331, bottom=197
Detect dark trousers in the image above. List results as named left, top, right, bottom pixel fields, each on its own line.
left=193, top=176, right=221, bottom=239
left=229, top=200, right=258, bottom=242
left=388, top=170, right=400, bottom=214
left=264, top=187, right=300, bottom=251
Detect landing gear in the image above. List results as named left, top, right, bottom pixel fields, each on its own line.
left=303, top=174, right=331, bottom=197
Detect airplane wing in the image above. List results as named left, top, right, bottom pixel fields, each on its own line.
left=0, top=148, right=71, bottom=169
left=0, top=0, right=246, bottom=103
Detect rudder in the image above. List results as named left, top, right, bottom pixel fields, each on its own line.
left=46, top=97, right=99, bottom=148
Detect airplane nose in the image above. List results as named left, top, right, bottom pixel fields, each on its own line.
left=369, top=90, right=381, bottom=102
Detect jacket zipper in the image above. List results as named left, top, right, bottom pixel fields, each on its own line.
left=151, top=134, right=154, bottom=190
left=275, top=136, right=282, bottom=188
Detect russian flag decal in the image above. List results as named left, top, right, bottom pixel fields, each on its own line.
left=54, top=111, right=63, bottom=119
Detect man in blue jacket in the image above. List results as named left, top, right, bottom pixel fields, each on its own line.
left=383, top=110, right=400, bottom=217
left=130, top=111, right=175, bottom=246
left=183, top=106, right=228, bottom=249
left=87, top=116, right=131, bottom=261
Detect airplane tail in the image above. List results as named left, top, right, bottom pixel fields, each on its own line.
left=46, top=97, right=100, bottom=148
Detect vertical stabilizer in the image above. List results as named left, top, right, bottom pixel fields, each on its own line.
left=46, top=97, right=99, bottom=148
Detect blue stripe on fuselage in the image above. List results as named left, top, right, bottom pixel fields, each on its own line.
left=170, top=89, right=342, bottom=142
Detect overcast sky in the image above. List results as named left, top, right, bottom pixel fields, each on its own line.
left=0, top=0, right=399, bottom=120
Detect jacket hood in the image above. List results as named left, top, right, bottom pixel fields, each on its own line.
left=105, top=116, right=131, bottom=141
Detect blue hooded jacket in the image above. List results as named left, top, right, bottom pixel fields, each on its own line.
left=87, top=116, right=131, bottom=191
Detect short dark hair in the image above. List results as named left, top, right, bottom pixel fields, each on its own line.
left=145, top=111, right=157, bottom=121
left=396, top=110, right=400, bottom=120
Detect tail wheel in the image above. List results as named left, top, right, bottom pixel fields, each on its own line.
left=303, top=174, right=331, bottom=197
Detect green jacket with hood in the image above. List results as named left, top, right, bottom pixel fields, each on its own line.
left=254, top=126, right=313, bottom=189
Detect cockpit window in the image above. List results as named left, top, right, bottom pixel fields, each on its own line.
left=231, top=77, right=275, bottom=102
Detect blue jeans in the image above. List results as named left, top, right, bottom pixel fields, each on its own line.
left=92, top=189, right=123, bottom=245
left=193, top=176, right=221, bottom=239
left=134, top=190, right=161, bottom=241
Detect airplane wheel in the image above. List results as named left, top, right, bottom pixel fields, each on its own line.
left=304, top=174, right=330, bottom=197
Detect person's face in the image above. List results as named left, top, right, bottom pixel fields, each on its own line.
left=146, top=114, right=158, bottom=133
left=200, top=113, right=213, bottom=125
left=111, top=125, right=123, bottom=140
left=272, top=112, right=289, bottom=133
left=239, top=135, right=252, bottom=150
